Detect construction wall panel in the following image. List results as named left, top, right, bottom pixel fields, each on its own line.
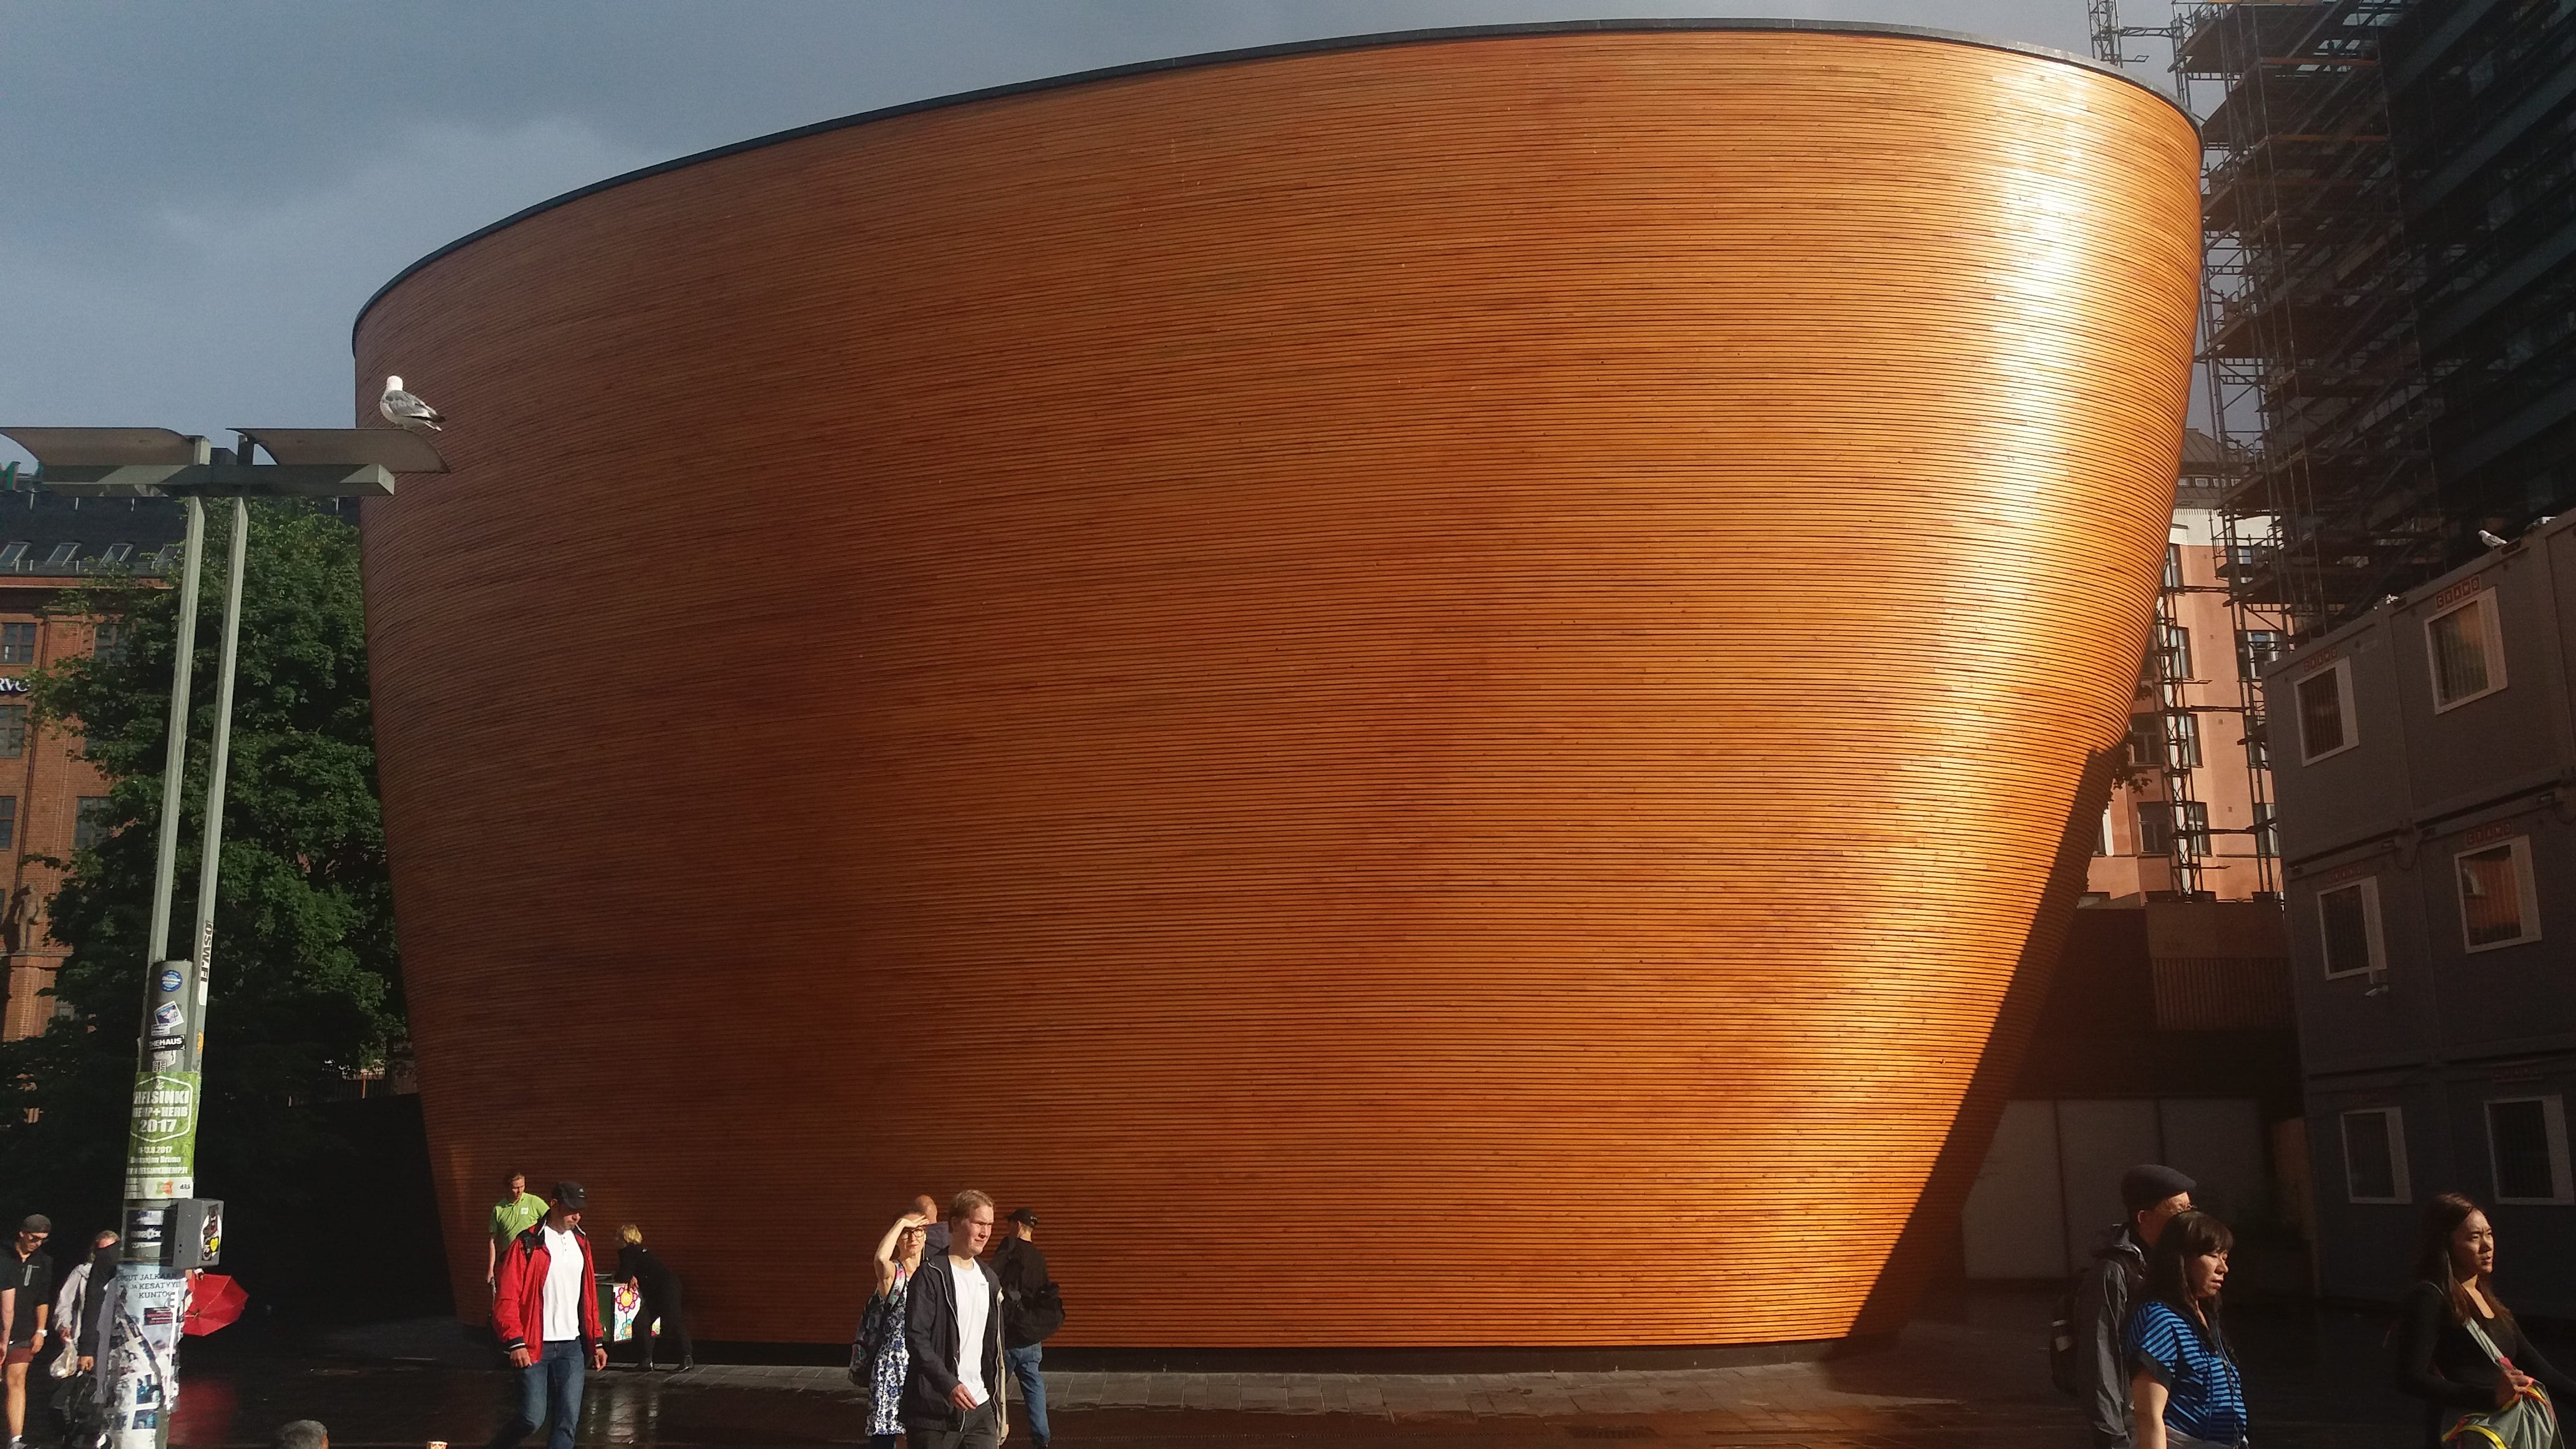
left=353, top=24, right=2201, bottom=1345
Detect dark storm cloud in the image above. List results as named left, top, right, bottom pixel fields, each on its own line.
left=1, top=1, right=2097, bottom=457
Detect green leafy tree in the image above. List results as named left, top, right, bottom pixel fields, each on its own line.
left=0, top=500, right=398, bottom=1234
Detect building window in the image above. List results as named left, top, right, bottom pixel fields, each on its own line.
left=2134, top=803, right=2172, bottom=856
left=99, top=542, right=131, bottom=565
left=92, top=623, right=126, bottom=665
left=2175, top=802, right=2210, bottom=860
left=2155, top=621, right=2194, bottom=681
left=2096, top=808, right=2114, bottom=856
left=2343, top=1106, right=2412, bottom=1203
left=2457, top=836, right=2542, bottom=952
left=72, top=796, right=110, bottom=851
left=0, top=703, right=24, bottom=759
left=2296, top=659, right=2358, bottom=763
left=2170, top=713, right=2203, bottom=768
left=2318, top=877, right=2386, bottom=977
left=0, top=544, right=26, bottom=567
left=2226, top=542, right=2263, bottom=574
left=0, top=797, right=17, bottom=853
left=2127, top=714, right=2163, bottom=769
left=42, top=542, right=77, bottom=567
left=2255, top=802, right=2280, bottom=859
left=2238, top=629, right=2282, bottom=676
left=2427, top=589, right=2507, bottom=711
left=0, top=622, right=35, bottom=666
left=2486, top=1097, right=2574, bottom=1205
left=2163, top=545, right=2183, bottom=590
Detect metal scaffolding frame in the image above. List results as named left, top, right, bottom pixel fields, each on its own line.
left=2179, top=0, right=2447, bottom=639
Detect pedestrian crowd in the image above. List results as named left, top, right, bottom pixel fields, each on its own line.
left=474, top=1175, right=1061, bottom=1449
left=0, top=1214, right=122, bottom=1449
left=2065, top=1163, right=2572, bottom=1449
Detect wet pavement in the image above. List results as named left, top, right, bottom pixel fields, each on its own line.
left=102, top=1290, right=2461, bottom=1447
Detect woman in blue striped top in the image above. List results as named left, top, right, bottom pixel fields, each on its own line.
left=2127, top=1210, right=2248, bottom=1449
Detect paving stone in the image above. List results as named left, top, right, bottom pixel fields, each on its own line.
left=157, top=1292, right=2472, bottom=1447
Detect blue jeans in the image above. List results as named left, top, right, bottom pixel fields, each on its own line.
left=487, top=1339, right=585, bottom=1449
left=1005, top=1343, right=1048, bottom=1441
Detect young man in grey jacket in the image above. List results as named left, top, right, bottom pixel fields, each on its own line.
left=2075, top=1164, right=2194, bottom=1448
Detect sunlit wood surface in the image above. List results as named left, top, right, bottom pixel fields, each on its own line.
left=355, top=24, right=2199, bottom=1346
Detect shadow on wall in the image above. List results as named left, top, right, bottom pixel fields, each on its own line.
left=215, top=1095, right=454, bottom=1325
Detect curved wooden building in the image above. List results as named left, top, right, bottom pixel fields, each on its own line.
left=354, top=21, right=2200, bottom=1347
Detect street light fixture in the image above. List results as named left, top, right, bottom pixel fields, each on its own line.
left=0, top=424, right=444, bottom=1449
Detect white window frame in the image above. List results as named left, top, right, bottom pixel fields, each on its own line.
left=2177, top=801, right=2211, bottom=861
left=2456, top=835, right=2544, bottom=954
left=2317, top=877, right=2388, bottom=979
left=2485, top=1095, right=2575, bottom=1205
left=2297, top=658, right=2360, bottom=764
left=2342, top=1106, right=2413, bottom=1204
left=2097, top=807, right=2114, bottom=857
left=2426, top=588, right=2508, bottom=713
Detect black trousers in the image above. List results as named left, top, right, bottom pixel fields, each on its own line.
left=631, top=1282, right=690, bottom=1365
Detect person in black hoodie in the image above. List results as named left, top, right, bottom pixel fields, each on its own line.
left=2394, top=1191, right=2576, bottom=1447
left=901, top=1191, right=1007, bottom=1449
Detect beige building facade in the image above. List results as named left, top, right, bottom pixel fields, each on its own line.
left=2089, top=433, right=2283, bottom=903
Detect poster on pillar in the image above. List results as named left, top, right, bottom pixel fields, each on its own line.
left=124, top=1071, right=200, bottom=1200
left=100, top=1273, right=189, bottom=1449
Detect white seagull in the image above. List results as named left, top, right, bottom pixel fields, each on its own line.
left=2478, top=529, right=2510, bottom=549
left=379, top=376, right=445, bottom=432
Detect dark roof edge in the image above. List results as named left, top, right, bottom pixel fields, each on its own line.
left=351, top=16, right=2193, bottom=345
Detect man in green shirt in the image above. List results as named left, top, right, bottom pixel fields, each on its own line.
left=487, top=1171, right=548, bottom=1294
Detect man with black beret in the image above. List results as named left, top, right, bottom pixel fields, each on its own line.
left=2073, top=1164, right=2195, bottom=1448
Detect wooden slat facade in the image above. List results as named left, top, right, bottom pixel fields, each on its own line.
left=352, top=26, right=2201, bottom=1347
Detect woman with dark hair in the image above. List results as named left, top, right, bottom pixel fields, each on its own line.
left=2127, top=1209, right=2248, bottom=1448
left=2394, top=1192, right=2576, bottom=1447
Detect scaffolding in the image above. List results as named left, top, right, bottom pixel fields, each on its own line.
left=2092, top=0, right=2575, bottom=895
left=2091, top=4, right=2312, bottom=898
left=2180, top=0, right=2446, bottom=639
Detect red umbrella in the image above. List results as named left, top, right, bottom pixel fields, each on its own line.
left=183, top=1274, right=248, bottom=1335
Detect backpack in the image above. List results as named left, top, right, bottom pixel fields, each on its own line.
left=998, top=1248, right=1066, bottom=1345
left=2050, top=1244, right=2143, bottom=1400
left=2048, top=1271, right=2084, bottom=1397
left=1008, top=1279, right=1066, bottom=1345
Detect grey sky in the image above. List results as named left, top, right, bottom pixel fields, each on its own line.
left=2, top=1, right=2141, bottom=464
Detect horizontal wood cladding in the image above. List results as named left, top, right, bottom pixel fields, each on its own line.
left=354, top=28, right=2200, bottom=1347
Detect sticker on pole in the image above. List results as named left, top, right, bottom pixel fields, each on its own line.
left=99, top=1272, right=189, bottom=1449
left=124, top=1071, right=200, bottom=1201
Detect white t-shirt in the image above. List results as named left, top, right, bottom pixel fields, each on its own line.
left=950, top=1257, right=990, bottom=1406
left=540, top=1226, right=585, bottom=1342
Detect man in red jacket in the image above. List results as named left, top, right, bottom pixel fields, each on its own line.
left=486, top=1182, right=606, bottom=1449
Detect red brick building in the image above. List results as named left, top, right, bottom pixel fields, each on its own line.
left=0, top=489, right=186, bottom=1040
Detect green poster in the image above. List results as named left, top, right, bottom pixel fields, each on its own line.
left=124, top=1070, right=200, bottom=1200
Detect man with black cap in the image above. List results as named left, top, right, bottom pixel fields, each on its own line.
left=989, top=1208, right=1056, bottom=1449
left=2, top=1214, right=51, bottom=1449
left=2073, top=1164, right=2193, bottom=1448
left=487, top=1183, right=605, bottom=1449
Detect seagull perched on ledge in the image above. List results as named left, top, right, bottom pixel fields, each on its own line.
left=2479, top=529, right=2510, bottom=549
left=379, top=375, right=444, bottom=432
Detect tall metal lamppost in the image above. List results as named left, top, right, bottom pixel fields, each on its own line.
left=0, top=425, right=444, bottom=1449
